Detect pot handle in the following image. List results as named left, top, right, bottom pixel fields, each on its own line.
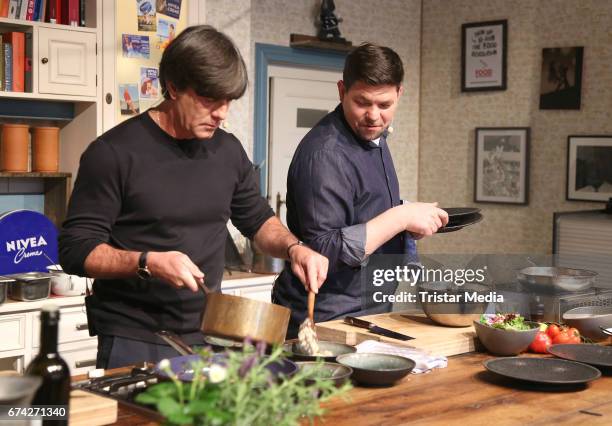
left=197, top=279, right=210, bottom=295
left=156, top=330, right=195, bottom=356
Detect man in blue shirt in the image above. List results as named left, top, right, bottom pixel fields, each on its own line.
left=273, top=43, right=448, bottom=336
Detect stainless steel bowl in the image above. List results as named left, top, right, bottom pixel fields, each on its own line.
left=419, top=282, right=490, bottom=327
left=517, top=267, right=597, bottom=292
left=562, top=306, right=612, bottom=341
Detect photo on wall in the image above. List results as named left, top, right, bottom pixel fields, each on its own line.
left=567, top=136, right=612, bottom=202
left=137, top=0, right=157, bottom=32
left=140, top=67, right=160, bottom=99
left=474, top=128, right=530, bottom=205
left=119, top=84, right=140, bottom=115
left=539, top=47, right=583, bottom=110
left=156, top=18, right=177, bottom=50
left=122, top=34, right=150, bottom=59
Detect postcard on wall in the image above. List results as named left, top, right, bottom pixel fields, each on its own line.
left=122, top=34, right=151, bottom=59
left=461, top=20, right=507, bottom=92
left=156, top=18, right=177, bottom=50
left=140, top=67, right=160, bottom=99
left=157, top=0, right=182, bottom=19
left=137, top=0, right=157, bottom=32
left=119, top=84, right=140, bottom=115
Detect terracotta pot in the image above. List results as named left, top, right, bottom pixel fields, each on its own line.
left=32, top=127, right=60, bottom=172
left=1, top=124, right=30, bottom=172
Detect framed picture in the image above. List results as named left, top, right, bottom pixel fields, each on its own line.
left=474, top=128, right=530, bottom=205
left=539, top=47, right=583, bottom=110
left=461, top=20, right=507, bottom=92
left=567, top=136, right=612, bottom=202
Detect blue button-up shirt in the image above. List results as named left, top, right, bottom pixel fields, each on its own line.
left=272, top=105, right=415, bottom=335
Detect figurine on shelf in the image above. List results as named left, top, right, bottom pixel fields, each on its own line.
left=317, top=0, right=347, bottom=43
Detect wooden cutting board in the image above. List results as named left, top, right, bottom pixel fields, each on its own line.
left=316, top=312, right=480, bottom=356
left=70, top=390, right=117, bottom=426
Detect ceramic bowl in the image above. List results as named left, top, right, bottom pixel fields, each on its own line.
left=296, top=361, right=353, bottom=387
left=283, top=341, right=356, bottom=362
left=473, top=320, right=539, bottom=356
left=336, top=353, right=415, bottom=386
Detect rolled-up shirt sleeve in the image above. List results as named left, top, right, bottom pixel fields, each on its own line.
left=59, top=139, right=122, bottom=276
left=290, top=149, right=366, bottom=270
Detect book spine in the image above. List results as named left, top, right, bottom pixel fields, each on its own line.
left=24, top=32, right=31, bottom=92
left=8, top=0, right=19, bottom=18
left=4, top=32, right=24, bottom=91
left=0, top=0, right=9, bottom=18
left=4, top=43, right=12, bottom=92
left=19, top=0, right=28, bottom=20
left=79, top=0, right=84, bottom=26
left=25, top=0, right=35, bottom=20
left=0, top=35, right=4, bottom=91
left=67, top=0, right=77, bottom=26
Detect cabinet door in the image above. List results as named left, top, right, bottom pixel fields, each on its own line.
left=38, top=27, right=97, bottom=97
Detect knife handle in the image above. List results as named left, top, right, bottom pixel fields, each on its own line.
left=344, top=316, right=372, bottom=329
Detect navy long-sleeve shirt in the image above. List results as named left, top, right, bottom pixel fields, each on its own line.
left=272, top=105, right=411, bottom=333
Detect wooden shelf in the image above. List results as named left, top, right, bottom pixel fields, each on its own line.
left=0, top=17, right=97, bottom=33
left=0, top=172, right=71, bottom=178
left=0, top=91, right=96, bottom=103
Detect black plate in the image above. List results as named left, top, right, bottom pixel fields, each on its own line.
left=483, top=357, right=601, bottom=385
left=443, top=207, right=481, bottom=218
left=438, top=213, right=483, bottom=233
left=548, top=344, right=612, bottom=368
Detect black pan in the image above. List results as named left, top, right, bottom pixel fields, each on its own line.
left=548, top=344, right=612, bottom=368
left=483, top=357, right=601, bottom=385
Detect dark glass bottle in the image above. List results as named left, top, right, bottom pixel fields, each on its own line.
left=26, top=304, right=70, bottom=425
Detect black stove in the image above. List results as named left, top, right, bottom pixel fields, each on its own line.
left=73, top=363, right=163, bottom=420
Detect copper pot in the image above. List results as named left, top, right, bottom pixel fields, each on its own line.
left=201, top=292, right=290, bottom=344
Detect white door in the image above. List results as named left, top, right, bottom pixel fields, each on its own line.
left=268, top=66, right=341, bottom=224
left=38, top=27, right=97, bottom=97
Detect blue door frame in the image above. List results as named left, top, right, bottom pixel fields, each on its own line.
left=253, top=43, right=346, bottom=195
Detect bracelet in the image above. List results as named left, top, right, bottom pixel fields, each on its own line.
left=286, top=240, right=305, bottom=259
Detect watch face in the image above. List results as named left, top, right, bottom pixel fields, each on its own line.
left=137, top=267, right=151, bottom=279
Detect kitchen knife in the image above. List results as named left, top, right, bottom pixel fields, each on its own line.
left=344, top=316, right=414, bottom=341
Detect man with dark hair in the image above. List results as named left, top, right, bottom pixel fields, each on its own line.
left=59, top=26, right=328, bottom=368
left=272, top=43, right=448, bottom=336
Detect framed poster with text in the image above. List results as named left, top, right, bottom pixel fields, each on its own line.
left=462, top=20, right=507, bottom=92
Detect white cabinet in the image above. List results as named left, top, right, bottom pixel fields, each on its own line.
left=38, top=27, right=97, bottom=97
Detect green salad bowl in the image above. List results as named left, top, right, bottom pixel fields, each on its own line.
left=474, top=320, right=539, bottom=356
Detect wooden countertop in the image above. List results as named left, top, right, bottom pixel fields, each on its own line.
left=108, top=351, right=612, bottom=425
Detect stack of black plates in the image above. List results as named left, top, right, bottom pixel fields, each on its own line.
left=438, top=207, right=483, bottom=233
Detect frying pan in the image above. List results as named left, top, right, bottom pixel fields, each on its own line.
left=516, top=266, right=597, bottom=292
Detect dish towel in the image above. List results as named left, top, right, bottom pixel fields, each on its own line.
left=355, top=340, right=448, bottom=374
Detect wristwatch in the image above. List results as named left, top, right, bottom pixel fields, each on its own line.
left=137, top=251, right=151, bottom=279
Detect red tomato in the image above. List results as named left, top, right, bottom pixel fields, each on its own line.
left=529, top=331, right=552, bottom=353
left=546, top=324, right=561, bottom=339
left=566, top=327, right=581, bottom=344
left=553, top=330, right=572, bottom=344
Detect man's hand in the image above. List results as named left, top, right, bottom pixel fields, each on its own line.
left=289, top=245, right=329, bottom=294
left=402, top=202, right=449, bottom=239
left=147, top=251, right=205, bottom=292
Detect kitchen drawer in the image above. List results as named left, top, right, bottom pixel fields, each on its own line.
left=32, top=306, right=92, bottom=348
left=60, top=344, right=98, bottom=376
left=0, top=313, right=26, bottom=352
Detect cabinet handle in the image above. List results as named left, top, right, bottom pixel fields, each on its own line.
left=75, top=359, right=96, bottom=368
left=41, top=57, right=48, bottom=64
left=105, top=93, right=113, bottom=104
left=75, top=323, right=89, bottom=331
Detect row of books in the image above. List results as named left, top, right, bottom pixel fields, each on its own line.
left=0, top=31, right=32, bottom=92
left=0, top=0, right=85, bottom=27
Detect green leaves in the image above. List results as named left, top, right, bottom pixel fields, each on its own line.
left=135, top=342, right=351, bottom=426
